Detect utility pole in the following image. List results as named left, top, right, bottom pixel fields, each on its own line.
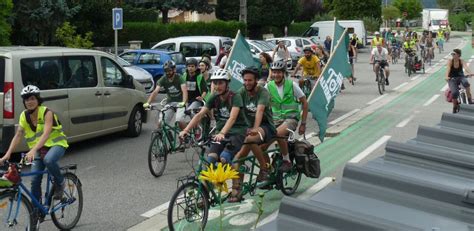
left=239, top=0, right=247, bottom=23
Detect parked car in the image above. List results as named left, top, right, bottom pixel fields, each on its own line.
left=302, top=20, right=367, bottom=48
left=151, top=36, right=232, bottom=65
left=115, top=56, right=154, bottom=94
left=247, top=39, right=295, bottom=69
left=119, top=49, right=186, bottom=84
left=266, top=37, right=311, bottom=69
left=0, top=47, right=148, bottom=152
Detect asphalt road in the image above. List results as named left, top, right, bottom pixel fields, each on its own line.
left=30, top=34, right=471, bottom=230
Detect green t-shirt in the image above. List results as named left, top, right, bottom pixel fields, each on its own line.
left=239, top=86, right=275, bottom=130
left=205, top=92, right=248, bottom=135
left=157, top=74, right=185, bottom=103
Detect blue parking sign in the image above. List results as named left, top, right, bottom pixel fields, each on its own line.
left=113, top=8, right=123, bottom=30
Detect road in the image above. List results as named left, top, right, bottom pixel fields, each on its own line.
left=30, top=33, right=472, bottom=230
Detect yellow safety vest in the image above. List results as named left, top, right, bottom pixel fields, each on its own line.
left=267, top=79, right=300, bottom=121
left=19, top=106, right=68, bottom=149
left=372, top=37, right=384, bottom=48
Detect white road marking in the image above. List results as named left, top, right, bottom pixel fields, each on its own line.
left=396, top=115, right=415, bottom=128
left=440, top=84, right=449, bottom=92
left=367, top=95, right=387, bottom=105
left=349, top=136, right=392, bottom=163
left=423, top=94, right=440, bottom=106
left=305, top=132, right=316, bottom=139
left=393, top=82, right=408, bottom=91
left=329, top=109, right=361, bottom=125
left=141, top=201, right=169, bottom=218
left=411, top=74, right=420, bottom=80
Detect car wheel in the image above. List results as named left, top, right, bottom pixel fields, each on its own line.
left=125, top=106, right=143, bottom=137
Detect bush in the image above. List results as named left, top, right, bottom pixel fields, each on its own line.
left=288, top=22, right=313, bottom=36
left=56, top=22, right=94, bottom=49
left=362, top=16, right=382, bottom=32
left=123, top=5, right=159, bottom=22
left=120, top=20, right=246, bottom=48
left=449, top=13, right=472, bottom=31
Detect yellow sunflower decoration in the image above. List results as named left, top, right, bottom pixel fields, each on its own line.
left=199, top=162, right=239, bottom=193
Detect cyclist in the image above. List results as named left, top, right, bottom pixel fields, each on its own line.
left=0, top=85, right=68, bottom=201
left=436, top=30, right=445, bottom=52
left=263, top=60, right=308, bottom=172
left=445, top=49, right=473, bottom=113
left=348, top=36, right=357, bottom=84
left=370, top=44, right=391, bottom=85
left=259, top=52, right=273, bottom=84
left=199, top=58, right=212, bottom=91
left=272, top=40, right=290, bottom=66
left=403, top=36, right=418, bottom=71
left=219, top=45, right=232, bottom=68
left=291, top=46, right=321, bottom=89
left=179, top=68, right=247, bottom=165
left=371, top=32, right=385, bottom=48
left=182, top=58, right=208, bottom=111
left=425, top=32, right=435, bottom=62
left=234, top=67, right=276, bottom=187
left=144, top=60, right=188, bottom=130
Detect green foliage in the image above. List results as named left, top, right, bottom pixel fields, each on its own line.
left=437, top=0, right=474, bottom=13
left=295, top=0, right=324, bottom=22
left=123, top=4, right=159, bottom=22
left=216, top=0, right=239, bottom=21
left=288, top=21, right=313, bottom=36
left=382, top=5, right=401, bottom=21
left=120, top=21, right=246, bottom=48
left=449, top=13, right=473, bottom=31
left=127, top=0, right=215, bottom=23
left=362, top=16, right=382, bottom=32
left=0, top=0, right=13, bottom=45
left=313, top=13, right=334, bottom=22
left=55, top=22, right=93, bottom=49
left=10, top=0, right=80, bottom=45
left=330, top=0, right=381, bottom=20
left=392, top=0, right=423, bottom=20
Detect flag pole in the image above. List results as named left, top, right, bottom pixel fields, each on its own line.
left=330, top=17, right=337, bottom=54
left=307, top=27, right=349, bottom=100
left=224, top=30, right=241, bottom=70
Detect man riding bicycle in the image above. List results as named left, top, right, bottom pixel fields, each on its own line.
left=403, top=36, right=418, bottom=70
left=291, top=46, right=321, bottom=89
left=144, top=60, right=188, bottom=130
left=263, top=60, right=308, bottom=172
left=0, top=85, right=68, bottom=201
left=445, top=49, right=473, bottom=113
left=370, top=44, right=391, bottom=85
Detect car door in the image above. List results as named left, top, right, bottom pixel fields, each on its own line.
left=64, top=55, right=103, bottom=139
left=100, top=56, right=133, bottom=130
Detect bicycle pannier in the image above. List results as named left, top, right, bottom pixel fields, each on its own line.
left=292, top=140, right=320, bottom=178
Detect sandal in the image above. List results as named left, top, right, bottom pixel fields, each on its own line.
left=228, top=185, right=243, bottom=203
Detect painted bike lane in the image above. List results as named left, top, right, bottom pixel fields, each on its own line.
left=191, top=37, right=473, bottom=231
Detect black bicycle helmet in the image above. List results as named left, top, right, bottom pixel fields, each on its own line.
left=186, top=58, right=198, bottom=67
left=163, top=60, right=176, bottom=71
left=303, top=46, right=313, bottom=53
left=241, top=66, right=260, bottom=79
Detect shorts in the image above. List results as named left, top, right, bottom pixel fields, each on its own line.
left=209, top=134, right=245, bottom=157
left=259, top=123, right=277, bottom=143
left=375, top=60, right=389, bottom=68
left=275, top=118, right=298, bottom=132
left=161, top=105, right=186, bottom=127
left=448, top=77, right=470, bottom=98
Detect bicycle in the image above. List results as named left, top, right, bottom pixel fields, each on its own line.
left=167, top=130, right=302, bottom=230
left=147, top=100, right=207, bottom=177
left=390, top=45, right=400, bottom=64
left=0, top=156, right=83, bottom=231
left=295, top=75, right=314, bottom=98
left=425, top=46, right=434, bottom=66
left=373, top=60, right=388, bottom=95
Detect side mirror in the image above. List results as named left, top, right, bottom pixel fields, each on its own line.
left=122, top=74, right=134, bottom=88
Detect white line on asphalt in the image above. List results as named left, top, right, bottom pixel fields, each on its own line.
left=141, top=201, right=169, bottom=218
left=367, top=95, right=387, bottom=105
left=329, top=109, right=361, bottom=125
left=349, top=136, right=391, bottom=163
left=426, top=67, right=433, bottom=73
left=393, top=82, right=408, bottom=91
left=84, top=165, right=96, bottom=171
left=444, top=54, right=451, bottom=59
left=423, top=94, right=440, bottom=106
left=440, top=84, right=449, bottom=92
left=306, top=132, right=316, bottom=138
left=396, top=115, right=415, bottom=128
left=411, top=74, right=420, bottom=80
left=432, top=63, right=439, bottom=67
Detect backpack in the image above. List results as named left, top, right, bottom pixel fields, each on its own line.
left=290, top=139, right=321, bottom=178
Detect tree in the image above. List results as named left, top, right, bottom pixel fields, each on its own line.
left=215, top=0, right=239, bottom=21
left=392, top=0, right=422, bottom=20
left=0, top=0, right=13, bottom=45
left=382, top=5, right=400, bottom=27
left=295, top=0, right=324, bottom=22
left=55, top=21, right=93, bottom=48
left=11, top=0, right=80, bottom=45
left=331, top=0, right=381, bottom=20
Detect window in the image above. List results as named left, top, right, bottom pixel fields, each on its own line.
left=180, top=42, right=217, bottom=57
left=347, top=28, right=355, bottom=33
left=295, top=39, right=303, bottom=47
left=155, top=43, right=176, bottom=51
left=64, top=56, right=98, bottom=88
left=170, top=52, right=186, bottom=65
left=101, top=57, right=126, bottom=87
left=138, top=53, right=161, bottom=64
left=303, top=39, right=311, bottom=46
left=21, top=57, right=64, bottom=90
left=302, top=27, right=319, bottom=37
left=0, top=58, right=4, bottom=91
left=120, top=52, right=138, bottom=63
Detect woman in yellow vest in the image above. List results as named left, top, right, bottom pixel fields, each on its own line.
left=0, top=85, right=68, bottom=201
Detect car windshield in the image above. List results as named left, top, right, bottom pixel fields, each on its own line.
left=253, top=41, right=272, bottom=51
left=115, top=56, right=132, bottom=67
left=170, top=52, right=186, bottom=65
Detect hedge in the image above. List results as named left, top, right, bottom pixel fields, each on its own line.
left=449, top=13, right=473, bottom=31
left=119, top=20, right=246, bottom=48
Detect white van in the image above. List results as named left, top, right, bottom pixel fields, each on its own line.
left=0, top=47, right=148, bottom=152
left=151, top=36, right=232, bottom=65
left=302, top=20, right=367, bottom=48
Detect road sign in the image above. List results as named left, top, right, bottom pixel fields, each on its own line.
left=113, top=8, right=123, bottom=30
left=403, top=11, right=407, bottom=17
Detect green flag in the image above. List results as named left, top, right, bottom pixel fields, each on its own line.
left=308, top=21, right=352, bottom=142
left=225, top=30, right=261, bottom=91
left=331, top=18, right=346, bottom=54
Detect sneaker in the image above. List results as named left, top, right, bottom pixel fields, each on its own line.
left=53, top=181, right=65, bottom=200
left=256, top=169, right=272, bottom=189
left=279, top=160, right=292, bottom=173
left=385, top=79, right=389, bottom=86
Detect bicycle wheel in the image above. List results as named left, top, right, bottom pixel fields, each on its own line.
left=378, top=69, right=385, bottom=95
left=148, top=132, right=168, bottom=177
left=303, top=79, right=312, bottom=97
left=277, top=166, right=302, bottom=196
left=168, top=181, right=209, bottom=231
left=407, top=60, right=412, bottom=77
left=51, top=173, right=83, bottom=230
left=0, top=190, right=35, bottom=231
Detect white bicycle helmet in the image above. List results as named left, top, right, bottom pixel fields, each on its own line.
left=271, top=60, right=286, bottom=71
left=210, top=68, right=231, bottom=81
left=21, top=85, right=40, bottom=97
